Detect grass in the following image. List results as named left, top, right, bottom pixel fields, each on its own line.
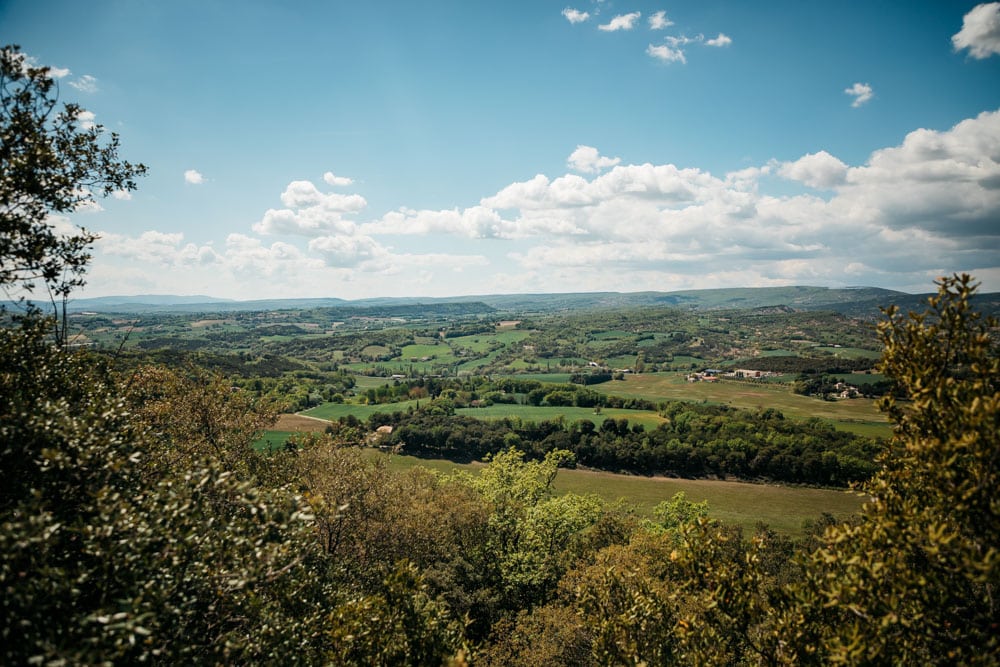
left=367, top=450, right=866, bottom=536
left=254, top=430, right=296, bottom=450
left=595, top=372, right=891, bottom=437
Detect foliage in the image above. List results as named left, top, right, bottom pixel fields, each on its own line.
left=0, top=317, right=468, bottom=664
left=0, top=45, right=146, bottom=339
left=769, top=275, right=1000, bottom=663
left=123, top=363, right=279, bottom=480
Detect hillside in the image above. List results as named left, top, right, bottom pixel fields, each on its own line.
left=67, top=284, right=1000, bottom=318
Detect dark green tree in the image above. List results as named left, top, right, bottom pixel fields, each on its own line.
left=1, top=44, right=146, bottom=342
left=769, top=274, right=1000, bottom=664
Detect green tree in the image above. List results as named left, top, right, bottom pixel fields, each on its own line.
left=771, top=274, right=1000, bottom=664
left=1, top=44, right=146, bottom=342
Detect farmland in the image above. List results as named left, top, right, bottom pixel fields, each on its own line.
left=76, top=288, right=910, bottom=530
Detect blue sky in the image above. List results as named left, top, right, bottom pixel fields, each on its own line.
left=4, top=0, right=1000, bottom=299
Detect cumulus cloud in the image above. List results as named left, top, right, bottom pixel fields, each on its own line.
left=778, top=151, right=849, bottom=189
left=184, top=169, right=204, bottom=185
left=567, top=145, right=621, bottom=174
left=562, top=7, right=589, bottom=24
left=253, top=178, right=368, bottom=237
left=649, top=11, right=673, bottom=30
left=705, top=33, right=732, bottom=47
left=278, top=180, right=366, bottom=211
left=845, top=82, right=874, bottom=107
left=323, top=171, right=354, bottom=187
left=647, top=44, right=686, bottom=63
left=953, top=2, right=1000, bottom=58
left=841, top=109, right=1000, bottom=236
left=88, top=110, right=1000, bottom=298
left=68, top=74, right=98, bottom=93
left=599, top=12, right=641, bottom=32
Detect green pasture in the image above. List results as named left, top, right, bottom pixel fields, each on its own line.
left=365, top=451, right=865, bottom=536
left=595, top=373, right=891, bottom=437
left=835, top=372, right=887, bottom=386
left=353, top=375, right=393, bottom=390
left=604, top=355, right=640, bottom=368
left=254, top=431, right=296, bottom=450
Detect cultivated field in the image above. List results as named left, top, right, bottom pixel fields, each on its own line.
left=594, top=372, right=891, bottom=437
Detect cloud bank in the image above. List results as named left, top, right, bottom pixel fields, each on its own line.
left=88, top=110, right=1000, bottom=298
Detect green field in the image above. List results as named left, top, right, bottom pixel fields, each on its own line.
left=255, top=430, right=296, bottom=450
left=595, top=372, right=891, bottom=437
left=366, top=450, right=866, bottom=536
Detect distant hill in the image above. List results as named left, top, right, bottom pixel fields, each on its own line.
left=66, top=286, right=999, bottom=319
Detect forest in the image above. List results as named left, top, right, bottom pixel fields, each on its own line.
left=3, top=44, right=999, bottom=664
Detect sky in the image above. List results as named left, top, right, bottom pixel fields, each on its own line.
left=4, top=0, right=1000, bottom=300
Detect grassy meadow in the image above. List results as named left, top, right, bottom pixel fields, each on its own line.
left=594, top=372, right=891, bottom=437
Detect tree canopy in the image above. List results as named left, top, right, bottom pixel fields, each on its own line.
left=0, top=44, right=146, bottom=338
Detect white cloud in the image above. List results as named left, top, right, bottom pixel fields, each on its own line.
left=184, top=169, right=205, bottom=185
left=562, top=7, right=589, bottom=24
left=648, top=34, right=727, bottom=63
left=647, top=44, right=686, bottom=63
left=68, top=74, right=98, bottom=93
left=567, top=145, right=621, bottom=174
left=85, top=110, right=1000, bottom=298
left=48, top=66, right=71, bottom=78
left=599, top=12, right=641, bottom=32
left=363, top=205, right=513, bottom=239
left=111, top=190, right=133, bottom=201
left=323, top=171, right=354, bottom=187
left=840, top=109, right=1000, bottom=236
left=845, top=82, right=874, bottom=107
left=705, top=33, right=732, bottom=47
left=253, top=207, right=358, bottom=237
left=953, top=2, right=1000, bottom=59
left=278, top=180, right=366, bottom=211
left=649, top=11, right=673, bottom=30
left=778, top=151, right=848, bottom=189
left=308, top=234, right=386, bottom=268
left=254, top=178, right=368, bottom=236
left=75, top=109, right=96, bottom=130
left=100, top=230, right=186, bottom=263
